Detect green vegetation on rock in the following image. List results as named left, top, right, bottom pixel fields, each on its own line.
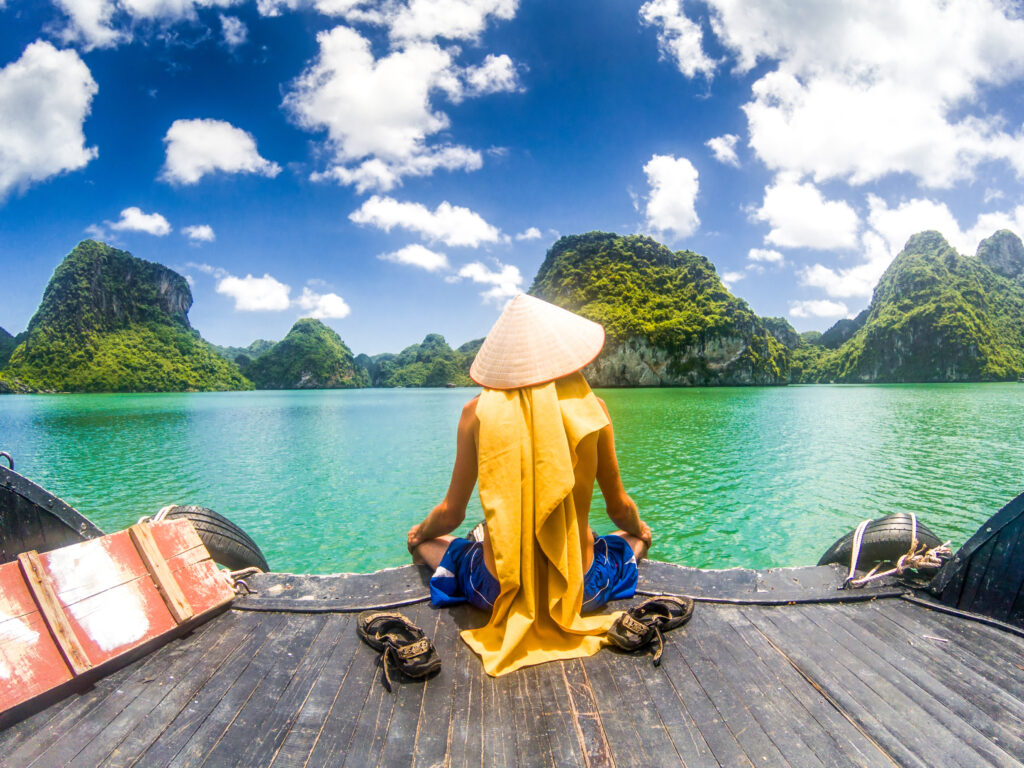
left=529, top=232, right=791, bottom=385
left=212, top=339, right=276, bottom=363
left=3, top=241, right=250, bottom=393
left=0, top=327, right=25, bottom=368
left=355, top=333, right=479, bottom=387
left=241, top=318, right=368, bottom=389
left=798, top=231, right=1024, bottom=383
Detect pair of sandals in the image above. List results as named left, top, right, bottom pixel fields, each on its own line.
left=357, top=611, right=442, bottom=692
left=358, top=595, right=694, bottom=691
left=607, top=595, right=695, bottom=666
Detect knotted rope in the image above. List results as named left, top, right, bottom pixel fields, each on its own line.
left=843, top=512, right=951, bottom=588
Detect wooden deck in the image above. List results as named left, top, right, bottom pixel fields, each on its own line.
left=2, top=561, right=1023, bottom=767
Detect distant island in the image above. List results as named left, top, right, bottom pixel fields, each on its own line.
left=2, top=229, right=1023, bottom=394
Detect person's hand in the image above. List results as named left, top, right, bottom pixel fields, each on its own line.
left=637, top=520, right=653, bottom=548
left=407, top=524, right=424, bottom=553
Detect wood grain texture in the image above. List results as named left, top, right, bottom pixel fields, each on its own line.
left=128, top=524, right=193, bottom=625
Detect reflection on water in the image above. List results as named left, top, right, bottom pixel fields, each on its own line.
left=1, top=384, right=1022, bottom=573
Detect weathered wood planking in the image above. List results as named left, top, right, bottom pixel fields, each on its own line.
left=0, top=561, right=74, bottom=711
left=4, top=564, right=1024, bottom=767
left=147, top=519, right=234, bottom=616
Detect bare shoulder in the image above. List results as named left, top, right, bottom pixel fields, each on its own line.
left=459, top=396, right=480, bottom=426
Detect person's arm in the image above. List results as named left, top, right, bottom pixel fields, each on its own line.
left=407, top=398, right=479, bottom=552
left=595, top=399, right=652, bottom=547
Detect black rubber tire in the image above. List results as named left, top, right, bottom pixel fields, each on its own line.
left=817, top=513, right=942, bottom=568
left=163, top=505, right=270, bottom=572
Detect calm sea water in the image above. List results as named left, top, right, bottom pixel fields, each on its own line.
left=1, top=385, right=1022, bottom=574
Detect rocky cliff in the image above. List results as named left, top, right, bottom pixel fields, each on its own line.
left=355, top=333, right=479, bottom=387
left=529, top=232, right=791, bottom=386
left=799, top=231, right=1024, bottom=382
left=2, top=240, right=249, bottom=392
left=241, top=318, right=368, bottom=389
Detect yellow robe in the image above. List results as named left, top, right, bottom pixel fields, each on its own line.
left=461, top=373, right=622, bottom=676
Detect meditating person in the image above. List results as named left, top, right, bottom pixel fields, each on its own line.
left=407, top=293, right=653, bottom=676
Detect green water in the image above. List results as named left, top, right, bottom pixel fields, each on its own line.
left=1, top=385, right=1022, bottom=573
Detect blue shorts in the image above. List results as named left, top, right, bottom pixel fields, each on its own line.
left=429, top=533, right=639, bottom=613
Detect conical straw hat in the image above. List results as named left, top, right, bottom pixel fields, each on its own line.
left=470, top=293, right=605, bottom=389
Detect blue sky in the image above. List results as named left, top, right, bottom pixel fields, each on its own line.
left=2, top=0, right=1024, bottom=353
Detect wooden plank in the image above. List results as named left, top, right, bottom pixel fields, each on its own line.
left=410, top=605, right=461, bottom=768
left=620, top=650, right=718, bottom=768
left=38, top=532, right=178, bottom=668
left=527, top=656, right=588, bottom=768
left=748, top=605, right=965, bottom=768
left=267, top=615, right=361, bottom=767
left=859, top=602, right=1024, bottom=734
left=232, top=613, right=345, bottom=768
left=799, top=604, right=1023, bottom=767
left=441, top=606, right=484, bottom=768
left=149, top=520, right=235, bottom=617
left=0, top=559, right=75, bottom=712
left=202, top=614, right=329, bottom=767
left=27, top=612, right=245, bottom=768
left=301, top=624, right=379, bottom=766
left=129, top=524, right=193, bottom=625
left=881, top=601, right=1024, bottom=705
left=132, top=613, right=287, bottom=767
left=1, top=613, right=226, bottom=768
left=97, top=612, right=265, bottom=768
left=592, top=643, right=685, bottom=767
left=721, top=608, right=895, bottom=768
left=561, top=659, right=613, bottom=768
left=581, top=650, right=646, bottom=768
left=680, top=611, right=787, bottom=767
left=376, top=603, right=437, bottom=767
left=339, top=598, right=412, bottom=768
left=161, top=615, right=306, bottom=768
left=656, top=631, right=751, bottom=767
left=17, top=551, right=91, bottom=676
left=692, top=607, right=825, bottom=768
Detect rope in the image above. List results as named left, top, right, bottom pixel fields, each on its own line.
left=225, top=566, right=265, bottom=595
left=843, top=512, right=951, bottom=589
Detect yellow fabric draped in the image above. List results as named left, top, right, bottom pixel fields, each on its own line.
left=461, top=373, right=622, bottom=676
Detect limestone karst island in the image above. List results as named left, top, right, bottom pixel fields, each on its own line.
left=3, top=230, right=1024, bottom=394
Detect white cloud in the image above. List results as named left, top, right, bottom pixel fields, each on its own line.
left=720, top=270, right=744, bottom=290
left=0, top=41, right=98, bottom=200
left=219, top=14, right=247, bottom=48
left=789, top=299, right=849, bottom=320
left=456, top=259, right=523, bottom=303
left=285, top=24, right=520, bottom=192
left=216, top=273, right=291, bottom=311
left=53, top=0, right=124, bottom=49
left=515, top=226, right=542, bottom=241
left=654, top=1, right=1024, bottom=188
left=349, top=195, right=501, bottom=247
left=706, top=134, right=739, bottom=166
left=296, top=286, right=351, bottom=319
left=797, top=197, right=1024, bottom=300
left=109, top=206, right=172, bottom=236
left=747, top=248, right=784, bottom=264
left=639, top=0, right=716, bottom=79
left=378, top=243, right=450, bottom=272
left=53, top=0, right=245, bottom=49
left=755, top=177, right=859, bottom=250
left=183, top=224, right=215, bottom=242
left=642, top=154, right=700, bottom=239
left=464, top=54, right=520, bottom=95
left=379, top=0, right=517, bottom=43
left=161, top=119, right=280, bottom=185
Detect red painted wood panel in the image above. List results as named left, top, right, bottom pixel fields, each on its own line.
left=149, top=520, right=235, bottom=615
left=0, top=561, right=73, bottom=711
left=38, top=532, right=177, bottom=667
